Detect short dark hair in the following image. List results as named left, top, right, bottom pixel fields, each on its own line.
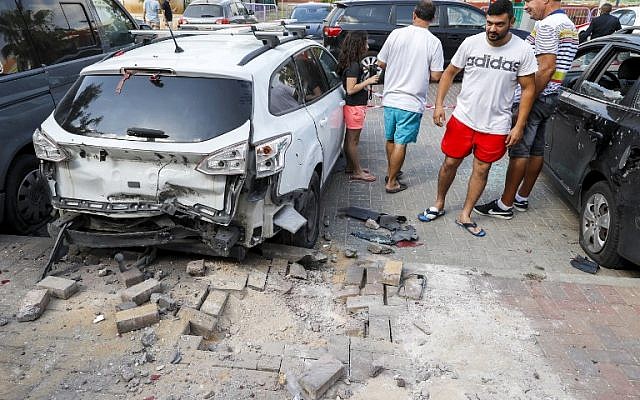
left=487, top=0, right=514, bottom=19
left=414, top=0, right=436, bottom=22
left=601, top=3, right=613, bottom=13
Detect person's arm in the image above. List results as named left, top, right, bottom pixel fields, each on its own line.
left=505, top=73, right=535, bottom=147
left=614, top=17, right=622, bottom=31
left=535, top=53, right=556, bottom=96
left=345, top=75, right=379, bottom=95
left=376, top=60, right=386, bottom=70
left=583, top=20, right=594, bottom=38
left=430, top=41, right=445, bottom=82
left=433, top=64, right=462, bottom=127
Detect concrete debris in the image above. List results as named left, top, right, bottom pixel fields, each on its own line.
left=368, top=317, right=391, bottom=341
left=330, top=254, right=338, bottom=263
left=200, top=290, right=229, bottom=317
left=186, top=259, right=206, bottom=276
left=0, top=317, right=8, bottom=326
left=367, top=244, right=394, bottom=254
left=154, top=270, right=165, bottom=281
left=344, top=249, right=358, bottom=258
left=413, top=322, right=432, bottom=336
left=17, top=289, right=50, bottom=322
left=92, top=314, right=105, bottom=324
left=382, top=260, right=403, bottom=287
left=335, top=286, right=360, bottom=302
left=337, top=388, right=353, bottom=399
left=346, top=296, right=382, bottom=313
left=121, top=366, right=135, bottom=382
left=401, top=276, right=424, bottom=300
left=247, top=266, right=269, bottom=291
left=323, top=232, right=332, bottom=241
left=115, top=303, right=159, bottom=334
left=141, top=328, right=157, bottom=347
left=361, top=284, right=384, bottom=296
left=203, top=391, right=215, bottom=399
left=365, top=266, right=383, bottom=285
left=345, top=319, right=365, bottom=337
left=97, top=268, right=111, bottom=277
left=368, top=363, right=384, bottom=378
left=298, top=355, right=345, bottom=400
left=170, top=350, right=182, bottom=364
left=117, top=267, right=145, bottom=288
left=344, top=265, right=364, bottom=287
left=121, top=279, right=162, bottom=305
left=176, top=334, right=203, bottom=351
left=288, top=263, right=308, bottom=280
left=394, top=375, right=406, bottom=387
left=37, top=276, right=78, bottom=299
left=365, top=219, right=380, bottom=230
left=150, top=293, right=177, bottom=311
left=206, top=270, right=248, bottom=292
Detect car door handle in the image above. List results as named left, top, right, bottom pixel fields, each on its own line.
left=319, top=117, right=328, bottom=127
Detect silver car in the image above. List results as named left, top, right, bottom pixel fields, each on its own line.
left=178, top=0, right=258, bottom=28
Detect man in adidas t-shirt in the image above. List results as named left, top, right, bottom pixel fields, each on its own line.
left=475, top=0, right=578, bottom=218
left=418, top=0, right=537, bottom=237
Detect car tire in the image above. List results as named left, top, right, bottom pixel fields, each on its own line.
left=286, top=171, right=321, bottom=248
left=361, top=51, right=380, bottom=79
left=4, top=154, right=53, bottom=235
left=579, top=181, right=622, bottom=268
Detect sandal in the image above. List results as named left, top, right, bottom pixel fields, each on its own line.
left=385, top=182, right=408, bottom=194
left=418, top=207, right=445, bottom=222
left=350, top=173, right=376, bottom=182
left=384, top=170, right=404, bottom=183
left=455, top=219, right=486, bottom=237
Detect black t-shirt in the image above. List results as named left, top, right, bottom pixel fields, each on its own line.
left=342, top=61, right=368, bottom=106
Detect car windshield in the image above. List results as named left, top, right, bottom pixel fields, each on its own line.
left=184, top=4, right=224, bottom=18
left=291, top=6, right=331, bottom=22
left=54, top=75, right=252, bottom=143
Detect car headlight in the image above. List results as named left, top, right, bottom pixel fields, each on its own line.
left=255, top=134, right=291, bottom=178
left=196, top=142, right=248, bottom=175
left=33, top=128, right=69, bottom=162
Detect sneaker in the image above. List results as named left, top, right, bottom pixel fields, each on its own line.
left=513, top=199, right=529, bottom=212
left=473, top=200, right=514, bottom=220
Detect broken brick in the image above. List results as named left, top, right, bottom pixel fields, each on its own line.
left=36, top=276, right=78, bottom=299
left=298, top=355, right=345, bottom=400
left=121, top=279, right=162, bottom=305
left=17, top=289, right=50, bottom=322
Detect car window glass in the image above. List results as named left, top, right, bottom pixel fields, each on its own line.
left=339, top=5, right=391, bottom=24
left=235, top=3, right=248, bottom=16
left=291, top=6, right=331, bottom=22
left=229, top=2, right=239, bottom=15
left=294, top=49, right=330, bottom=102
left=312, top=47, right=341, bottom=88
left=54, top=75, right=252, bottom=142
left=0, top=2, right=38, bottom=75
left=447, top=6, right=485, bottom=27
left=92, top=0, right=135, bottom=49
left=396, top=5, right=439, bottom=26
left=20, top=0, right=101, bottom=65
left=269, top=59, right=303, bottom=115
left=579, top=49, right=640, bottom=104
left=612, top=10, right=635, bottom=26
left=184, top=4, right=224, bottom=18
left=563, top=46, right=603, bottom=88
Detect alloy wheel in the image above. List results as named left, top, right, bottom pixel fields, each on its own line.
left=581, top=192, right=610, bottom=253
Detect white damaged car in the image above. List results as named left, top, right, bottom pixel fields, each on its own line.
left=34, top=29, right=345, bottom=259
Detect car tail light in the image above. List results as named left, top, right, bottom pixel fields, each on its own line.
left=255, top=134, right=291, bottom=178
left=196, top=142, right=248, bottom=175
left=216, top=18, right=230, bottom=24
left=178, top=17, right=187, bottom=26
left=33, top=128, right=69, bottom=162
left=323, top=26, right=342, bottom=37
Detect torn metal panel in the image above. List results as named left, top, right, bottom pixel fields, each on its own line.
left=273, top=204, right=307, bottom=234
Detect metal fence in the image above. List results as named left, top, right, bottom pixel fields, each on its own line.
left=244, top=2, right=279, bottom=22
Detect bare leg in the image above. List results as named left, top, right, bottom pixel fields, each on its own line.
left=516, top=155, right=544, bottom=198
left=459, top=157, right=492, bottom=235
left=385, top=143, right=407, bottom=190
left=434, top=156, right=464, bottom=210
left=345, top=129, right=374, bottom=180
left=500, top=157, right=528, bottom=207
left=385, top=140, right=394, bottom=172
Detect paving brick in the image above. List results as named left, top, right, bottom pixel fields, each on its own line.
left=200, top=290, right=228, bottom=317
left=120, top=278, right=162, bottom=305
left=361, top=284, right=384, bottom=296
left=346, top=295, right=383, bottom=313
left=178, top=307, right=218, bottom=339
left=344, top=265, right=364, bottom=287
left=327, top=335, right=350, bottom=364
left=566, top=347, right=600, bottom=377
left=17, top=289, right=50, bottom=322
left=350, top=337, right=397, bottom=355
left=206, top=270, right=248, bottom=291
left=186, top=259, right=206, bottom=276
left=368, top=303, right=406, bottom=317
left=176, top=334, right=204, bottom=351
left=368, top=317, right=391, bottom=341
left=598, top=363, right=640, bottom=397
left=284, top=344, right=328, bottom=360
left=115, top=303, right=159, bottom=333
left=345, top=318, right=365, bottom=337
left=365, top=265, right=383, bottom=285
left=36, top=276, right=78, bottom=299
left=382, top=260, right=402, bottom=286
left=335, top=285, right=360, bottom=302
left=117, top=267, right=144, bottom=288
left=298, top=355, right=345, bottom=400
left=582, top=285, right=607, bottom=305
left=348, top=349, right=374, bottom=382
left=620, top=364, right=640, bottom=381
left=400, top=277, right=424, bottom=300
left=247, top=265, right=269, bottom=291
left=257, top=354, right=282, bottom=372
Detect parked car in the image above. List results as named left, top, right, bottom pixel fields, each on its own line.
left=578, top=6, right=640, bottom=34
left=178, top=0, right=257, bottom=28
left=0, top=0, right=142, bottom=234
left=544, top=32, right=640, bottom=268
left=35, top=27, right=345, bottom=259
left=290, top=3, right=333, bottom=39
left=323, top=0, right=529, bottom=77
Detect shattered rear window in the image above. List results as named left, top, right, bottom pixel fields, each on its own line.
left=54, top=75, right=252, bottom=142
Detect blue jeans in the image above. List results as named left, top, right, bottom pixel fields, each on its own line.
left=509, top=95, right=558, bottom=158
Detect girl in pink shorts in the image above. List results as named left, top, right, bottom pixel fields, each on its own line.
left=337, top=31, right=379, bottom=182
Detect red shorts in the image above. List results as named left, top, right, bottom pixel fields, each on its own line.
left=441, top=115, right=507, bottom=163
left=344, top=105, right=367, bottom=130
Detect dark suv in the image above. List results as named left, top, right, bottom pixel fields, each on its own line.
left=323, top=0, right=528, bottom=75
left=0, top=0, right=141, bottom=234
left=544, top=31, right=640, bottom=268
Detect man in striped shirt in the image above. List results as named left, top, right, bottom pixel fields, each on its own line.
left=474, top=0, right=578, bottom=219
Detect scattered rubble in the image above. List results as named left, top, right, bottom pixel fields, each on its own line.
left=17, top=289, right=50, bottom=322
left=288, top=263, right=308, bottom=280
left=364, top=219, right=380, bottom=230
left=367, top=244, right=394, bottom=254
left=92, top=314, right=105, bottom=324
left=344, top=249, right=358, bottom=258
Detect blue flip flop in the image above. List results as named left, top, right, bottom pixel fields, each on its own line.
left=455, top=219, right=486, bottom=237
left=418, top=207, right=445, bottom=222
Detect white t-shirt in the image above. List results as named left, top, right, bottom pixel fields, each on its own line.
left=377, top=25, right=444, bottom=114
left=451, top=33, right=538, bottom=134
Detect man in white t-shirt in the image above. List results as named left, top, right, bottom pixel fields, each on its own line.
left=376, top=0, right=444, bottom=194
left=418, top=0, right=537, bottom=237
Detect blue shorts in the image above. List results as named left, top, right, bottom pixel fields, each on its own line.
left=383, top=106, right=422, bottom=145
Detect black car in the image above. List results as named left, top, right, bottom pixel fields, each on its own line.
left=0, top=0, right=142, bottom=234
left=323, top=0, right=528, bottom=76
left=544, top=31, right=640, bottom=268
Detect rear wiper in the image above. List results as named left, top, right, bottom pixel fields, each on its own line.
left=126, top=127, right=168, bottom=139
